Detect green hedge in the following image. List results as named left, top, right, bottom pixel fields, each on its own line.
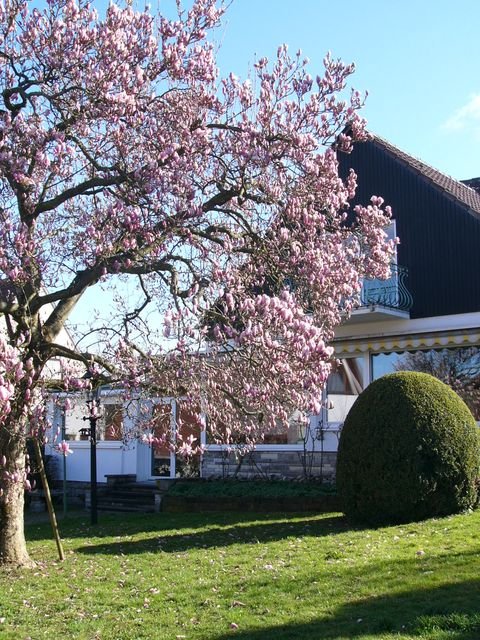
left=167, top=479, right=337, bottom=498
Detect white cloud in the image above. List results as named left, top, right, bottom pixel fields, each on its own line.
left=442, top=94, right=480, bottom=132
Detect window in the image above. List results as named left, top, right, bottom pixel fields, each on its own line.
left=372, top=346, right=480, bottom=420
left=62, top=397, right=124, bottom=441
left=262, top=416, right=306, bottom=445
left=205, top=412, right=305, bottom=446
left=151, top=402, right=173, bottom=477
left=327, top=357, right=365, bottom=424
left=103, top=404, right=123, bottom=441
left=175, top=404, right=201, bottom=477
left=361, top=221, right=401, bottom=308
left=150, top=401, right=202, bottom=477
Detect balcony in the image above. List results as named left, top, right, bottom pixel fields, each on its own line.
left=348, top=264, right=413, bottom=324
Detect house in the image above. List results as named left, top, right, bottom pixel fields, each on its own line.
left=50, top=135, right=480, bottom=485
left=202, top=135, right=480, bottom=478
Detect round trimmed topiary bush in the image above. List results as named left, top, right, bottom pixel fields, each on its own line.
left=336, top=371, right=480, bottom=524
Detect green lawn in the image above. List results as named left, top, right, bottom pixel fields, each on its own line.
left=1, top=508, right=480, bottom=639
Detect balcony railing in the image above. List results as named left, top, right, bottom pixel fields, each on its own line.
left=360, top=264, right=413, bottom=312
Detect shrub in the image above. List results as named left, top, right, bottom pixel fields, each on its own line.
left=168, top=479, right=337, bottom=498
left=336, top=371, right=480, bottom=524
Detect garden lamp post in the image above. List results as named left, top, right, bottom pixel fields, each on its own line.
left=61, top=407, right=67, bottom=517
left=83, top=382, right=101, bottom=525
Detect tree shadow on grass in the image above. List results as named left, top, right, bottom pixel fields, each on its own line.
left=211, top=578, right=480, bottom=640
left=24, top=509, right=275, bottom=541
left=71, top=512, right=355, bottom=555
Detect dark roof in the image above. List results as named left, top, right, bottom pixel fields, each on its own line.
left=371, top=135, right=480, bottom=217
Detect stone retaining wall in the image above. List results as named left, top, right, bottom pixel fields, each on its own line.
left=201, top=450, right=337, bottom=481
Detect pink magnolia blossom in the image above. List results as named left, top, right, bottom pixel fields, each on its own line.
left=141, top=433, right=157, bottom=447
left=55, top=441, right=73, bottom=457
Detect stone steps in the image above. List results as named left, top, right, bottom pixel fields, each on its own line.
left=95, top=477, right=161, bottom=513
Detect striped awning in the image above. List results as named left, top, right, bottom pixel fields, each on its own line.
left=334, top=331, right=480, bottom=356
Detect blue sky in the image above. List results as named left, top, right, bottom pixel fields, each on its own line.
left=32, top=0, right=479, bottom=179
left=211, top=0, right=479, bottom=181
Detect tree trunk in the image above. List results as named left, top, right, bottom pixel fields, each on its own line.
left=0, top=439, right=34, bottom=568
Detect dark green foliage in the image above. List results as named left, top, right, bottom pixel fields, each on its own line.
left=337, top=371, right=480, bottom=524
left=168, top=479, right=337, bottom=498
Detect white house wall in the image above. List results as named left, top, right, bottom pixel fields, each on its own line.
left=48, top=391, right=139, bottom=484
left=61, top=441, right=137, bottom=483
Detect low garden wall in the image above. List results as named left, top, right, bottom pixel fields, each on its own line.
left=201, top=449, right=337, bottom=481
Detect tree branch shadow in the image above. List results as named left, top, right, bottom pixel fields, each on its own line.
left=70, top=512, right=354, bottom=554
left=211, top=578, right=480, bottom=640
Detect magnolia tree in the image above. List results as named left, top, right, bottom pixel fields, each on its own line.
left=0, top=0, right=394, bottom=566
